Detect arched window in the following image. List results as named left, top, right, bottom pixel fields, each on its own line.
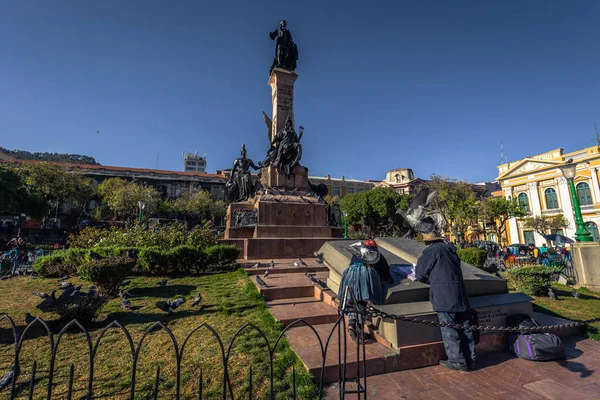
left=585, top=222, right=600, bottom=242
left=517, top=193, right=530, bottom=212
left=545, top=188, right=559, bottom=209
left=576, top=182, right=593, bottom=205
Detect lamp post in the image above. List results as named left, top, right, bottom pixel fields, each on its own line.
left=342, top=210, right=348, bottom=239
left=559, top=161, right=593, bottom=242
left=138, top=200, right=146, bottom=223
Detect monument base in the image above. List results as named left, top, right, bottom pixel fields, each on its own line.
left=572, top=242, right=600, bottom=291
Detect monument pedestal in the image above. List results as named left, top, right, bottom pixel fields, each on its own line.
left=572, top=242, right=600, bottom=291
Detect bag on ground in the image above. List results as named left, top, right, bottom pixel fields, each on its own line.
left=509, top=333, right=566, bottom=361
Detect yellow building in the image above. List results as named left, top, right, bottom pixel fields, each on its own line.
left=497, top=146, right=600, bottom=245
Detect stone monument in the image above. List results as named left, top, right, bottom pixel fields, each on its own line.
left=221, top=21, right=342, bottom=260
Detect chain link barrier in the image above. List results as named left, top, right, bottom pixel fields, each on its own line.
left=366, top=306, right=600, bottom=333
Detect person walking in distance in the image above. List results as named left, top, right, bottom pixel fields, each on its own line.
left=415, top=232, right=476, bottom=371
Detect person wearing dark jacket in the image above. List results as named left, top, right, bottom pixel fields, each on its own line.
left=415, top=232, right=475, bottom=371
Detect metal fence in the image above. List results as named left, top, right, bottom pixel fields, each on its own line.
left=0, top=305, right=367, bottom=400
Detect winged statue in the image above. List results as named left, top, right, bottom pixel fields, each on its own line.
left=262, top=112, right=272, bottom=140
left=396, top=188, right=448, bottom=238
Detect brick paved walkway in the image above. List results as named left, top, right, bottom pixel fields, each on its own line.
left=326, top=336, right=600, bottom=399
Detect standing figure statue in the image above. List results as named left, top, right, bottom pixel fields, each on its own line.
left=269, top=20, right=298, bottom=73
left=261, top=116, right=303, bottom=178
left=226, top=144, right=261, bottom=202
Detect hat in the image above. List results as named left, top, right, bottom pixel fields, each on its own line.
left=348, top=239, right=381, bottom=264
left=422, top=232, right=443, bottom=243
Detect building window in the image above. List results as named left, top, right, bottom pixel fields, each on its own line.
left=523, top=230, right=535, bottom=246
left=347, top=187, right=354, bottom=194
left=544, top=188, right=559, bottom=209
left=550, top=229, right=564, bottom=236
left=333, top=187, right=341, bottom=197
left=517, top=193, right=530, bottom=212
left=585, top=222, right=600, bottom=242
left=576, top=182, right=593, bottom=205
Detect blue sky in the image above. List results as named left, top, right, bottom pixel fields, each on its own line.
left=1, top=1, right=599, bottom=182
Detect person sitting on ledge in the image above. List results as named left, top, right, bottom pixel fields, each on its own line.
left=415, top=232, right=476, bottom=371
left=337, top=239, right=385, bottom=343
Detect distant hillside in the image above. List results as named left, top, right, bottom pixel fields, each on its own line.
left=0, top=147, right=99, bottom=165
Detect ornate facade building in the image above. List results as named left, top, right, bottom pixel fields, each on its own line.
left=374, top=168, right=424, bottom=194
left=496, top=146, right=600, bottom=245
left=308, top=175, right=376, bottom=198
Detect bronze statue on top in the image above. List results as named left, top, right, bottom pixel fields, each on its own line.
left=269, top=20, right=298, bottom=73
left=226, top=144, right=261, bottom=202
left=261, top=116, right=303, bottom=178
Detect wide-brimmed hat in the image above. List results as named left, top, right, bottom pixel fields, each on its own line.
left=422, top=232, right=443, bottom=243
left=349, top=239, right=381, bottom=264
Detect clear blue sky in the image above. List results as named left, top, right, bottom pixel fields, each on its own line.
left=1, top=1, right=600, bottom=182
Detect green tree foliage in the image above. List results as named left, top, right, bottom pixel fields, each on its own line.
left=0, top=164, right=47, bottom=216
left=480, top=197, right=528, bottom=244
left=97, top=178, right=161, bottom=220
left=21, top=162, right=96, bottom=209
left=0, top=147, right=98, bottom=164
left=522, top=214, right=570, bottom=238
left=425, top=176, right=479, bottom=234
left=340, top=188, right=411, bottom=235
left=173, top=188, right=226, bottom=221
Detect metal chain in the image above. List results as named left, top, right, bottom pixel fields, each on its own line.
left=366, top=306, right=600, bottom=333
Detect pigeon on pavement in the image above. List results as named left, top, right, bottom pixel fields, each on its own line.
left=299, top=258, right=308, bottom=266
left=270, top=260, right=275, bottom=269
left=251, top=262, right=260, bottom=268
left=293, top=261, right=300, bottom=267
left=263, top=268, right=270, bottom=278
left=256, top=276, right=269, bottom=288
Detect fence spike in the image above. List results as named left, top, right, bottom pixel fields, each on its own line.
left=28, top=360, right=37, bottom=400
left=153, top=365, right=161, bottom=400
left=67, top=364, right=74, bottom=400
left=198, top=368, right=203, bottom=400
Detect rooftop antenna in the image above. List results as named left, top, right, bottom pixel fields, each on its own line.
left=595, top=123, right=600, bottom=147
left=500, top=142, right=507, bottom=164
left=156, top=155, right=159, bottom=169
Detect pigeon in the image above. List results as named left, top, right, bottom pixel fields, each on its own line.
left=548, top=288, right=557, bottom=300
left=88, top=289, right=98, bottom=298
left=270, top=260, right=275, bottom=269
left=156, top=301, right=174, bottom=315
left=316, top=279, right=328, bottom=289
left=89, top=250, right=102, bottom=260
left=315, top=258, right=323, bottom=264
left=396, top=188, right=446, bottom=238
left=60, top=281, right=72, bottom=289
left=88, top=285, right=96, bottom=290
left=157, top=279, right=168, bottom=287
left=25, top=313, right=36, bottom=324
left=59, top=285, right=75, bottom=298
left=0, top=275, right=9, bottom=281
left=572, top=289, right=580, bottom=299
left=293, top=261, right=300, bottom=267
left=32, top=291, right=51, bottom=299
left=305, top=272, right=318, bottom=285
left=30, top=272, right=39, bottom=279
left=0, top=362, right=20, bottom=391
left=125, top=249, right=138, bottom=259
left=263, top=268, right=270, bottom=278
left=120, top=280, right=131, bottom=287
left=74, top=284, right=82, bottom=291
left=299, top=258, right=308, bottom=266
left=251, top=262, right=260, bottom=269
left=256, top=276, right=269, bottom=288
left=58, top=275, right=69, bottom=281
left=191, top=292, right=202, bottom=307
left=121, top=297, right=132, bottom=310
left=118, top=290, right=134, bottom=299
left=70, top=287, right=83, bottom=297
left=169, top=298, right=185, bottom=309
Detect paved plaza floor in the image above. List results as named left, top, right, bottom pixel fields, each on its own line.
left=326, top=336, right=600, bottom=399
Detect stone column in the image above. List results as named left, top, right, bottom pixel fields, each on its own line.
left=557, top=177, right=577, bottom=238
left=527, top=182, right=545, bottom=245
left=268, top=67, right=298, bottom=141
left=505, top=187, right=519, bottom=244
left=591, top=168, right=600, bottom=203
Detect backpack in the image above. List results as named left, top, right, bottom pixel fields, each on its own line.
left=509, top=333, right=566, bottom=361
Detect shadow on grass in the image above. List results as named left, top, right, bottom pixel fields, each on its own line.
left=129, top=285, right=197, bottom=298
left=106, top=309, right=211, bottom=326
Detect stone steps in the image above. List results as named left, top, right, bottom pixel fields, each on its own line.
left=250, top=271, right=329, bottom=300
left=267, top=297, right=340, bottom=327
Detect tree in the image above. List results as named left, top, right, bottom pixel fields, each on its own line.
left=173, top=188, right=226, bottom=222
left=0, top=164, right=47, bottom=217
left=340, top=188, right=411, bottom=236
left=522, top=214, right=570, bottom=239
left=480, top=197, right=528, bottom=244
left=98, top=178, right=161, bottom=220
left=425, top=176, right=479, bottom=235
left=0, top=147, right=98, bottom=164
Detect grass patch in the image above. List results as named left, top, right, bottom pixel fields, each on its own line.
left=0, top=269, right=318, bottom=399
left=530, top=283, right=600, bottom=341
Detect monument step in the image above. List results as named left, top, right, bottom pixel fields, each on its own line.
left=245, top=265, right=329, bottom=276
left=254, top=225, right=333, bottom=238
left=251, top=271, right=329, bottom=300
left=244, top=238, right=340, bottom=260
left=267, top=297, right=339, bottom=327
left=532, top=312, right=580, bottom=337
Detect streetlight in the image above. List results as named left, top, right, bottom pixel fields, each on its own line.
left=559, top=160, right=593, bottom=242
left=138, top=200, right=146, bottom=223
left=342, top=210, right=348, bottom=239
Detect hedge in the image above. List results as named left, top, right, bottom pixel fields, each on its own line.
left=506, top=266, right=554, bottom=296
left=78, top=257, right=135, bottom=297
left=34, top=244, right=240, bottom=277
left=456, top=248, right=487, bottom=268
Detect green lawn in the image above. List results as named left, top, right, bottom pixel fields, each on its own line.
left=531, top=283, right=600, bottom=341
left=0, top=269, right=318, bottom=399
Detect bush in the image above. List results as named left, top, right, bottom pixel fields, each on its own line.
left=138, top=247, right=169, bottom=275
left=33, top=248, right=90, bottom=277
left=38, top=295, right=108, bottom=327
left=203, top=244, right=240, bottom=268
left=506, top=266, right=554, bottom=296
left=169, top=245, right=202, bottom=274
left=456, top=248, right=487, bottom=268
left=78, top=257, right=135, bottom=297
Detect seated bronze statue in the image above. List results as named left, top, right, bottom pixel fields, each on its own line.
left=261, top=116, right=303, bottom=178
